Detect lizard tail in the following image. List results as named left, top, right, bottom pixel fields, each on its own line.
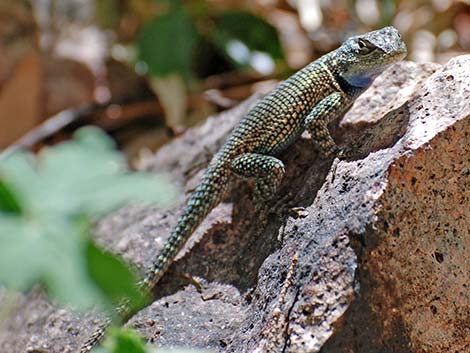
left=79, top=166, right=229, bottom=353
left=140, top=162, right=230, bottom=290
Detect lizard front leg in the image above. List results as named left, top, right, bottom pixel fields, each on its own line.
left=231, top=153, right=285, bottom=207
left=305, top=92, right=349, bottom=157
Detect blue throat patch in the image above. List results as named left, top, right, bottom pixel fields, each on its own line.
left=344, top=73, right=375, bottom=88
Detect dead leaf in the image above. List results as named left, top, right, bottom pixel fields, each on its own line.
left=0, top=54, right=42, bottom=148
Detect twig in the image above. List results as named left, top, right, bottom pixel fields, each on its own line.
left=0, top=104, right=100, bottom=161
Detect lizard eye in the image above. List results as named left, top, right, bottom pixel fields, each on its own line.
left=357, top=38, right=377, bottom=55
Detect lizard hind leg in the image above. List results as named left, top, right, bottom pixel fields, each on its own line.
left=231, top=153, right=285, bottom=208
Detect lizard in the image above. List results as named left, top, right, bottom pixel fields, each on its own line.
left=80, top=26, right=406, bottom=352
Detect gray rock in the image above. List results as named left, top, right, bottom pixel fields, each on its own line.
left=1, top=56, right=469, bottom=353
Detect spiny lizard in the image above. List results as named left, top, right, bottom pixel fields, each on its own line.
left=80, top=26, right=406, bottom=352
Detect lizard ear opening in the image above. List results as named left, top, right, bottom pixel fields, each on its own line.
left=357, top=38, right=377, bottom=55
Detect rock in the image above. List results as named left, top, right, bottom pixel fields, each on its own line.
left=321, top=56, right=470, bottom=353
left=128, top=282, right=244, bottom=349
left=0, top=287, right=106, bottom=353
left=1, top=56, right=469, bottom=353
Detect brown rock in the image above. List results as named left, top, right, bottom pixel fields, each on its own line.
left=322, top=56, right=470, bottom=353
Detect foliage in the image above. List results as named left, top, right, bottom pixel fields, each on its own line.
left=92, top=326, right=147, bottom=353
left=138, top=4, right=198, bottom=79
left=211, top=11, right=284, bottom=64
left=0, top=127, right=176, bottom=311
left=135, top=0, right=284, bottom=80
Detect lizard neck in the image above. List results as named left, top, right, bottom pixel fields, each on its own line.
left=320, top=53, right=368, bottom=99
left=336, top=74, right=369, bottom=99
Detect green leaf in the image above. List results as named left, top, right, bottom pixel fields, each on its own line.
left=86, top=241, right=146, bottom=312
left=111, top=327, right=147, bottom=353
left=94, top=327, right=147, bottom=353
left=0, top=215, right=104, bottom=308
left=74, top=125, right=117, bottom=150
left=1, top=127, right=175, bottom=218
left=0, top=152, right=39, bottom=213
left=137, top=6, right=198, bottom=79
left=0, top=180, right=21, bottom=213
left=212, top=11, right=284, bottom=67
left=0, top=127, right=176, bottom=310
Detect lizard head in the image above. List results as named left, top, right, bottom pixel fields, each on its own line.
left=337, top=26, right=407, bottom=88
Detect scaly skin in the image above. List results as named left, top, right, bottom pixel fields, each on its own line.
left=80, top=26, right=406, bottom=352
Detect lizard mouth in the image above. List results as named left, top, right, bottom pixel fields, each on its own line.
left=390, top=42, right=408, bottom=61
left=390, top=50, right=407, bottom=61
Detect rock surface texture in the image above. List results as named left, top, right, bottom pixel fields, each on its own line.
left=0, top=56, right=469, bottom=353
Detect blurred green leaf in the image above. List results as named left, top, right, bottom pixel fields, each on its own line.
left=0, top=127, right=176, bottom=310
left=0, top=127, right=175, bottom=218
left=212, top=11, right=283, bottom=67
left=86, top=241, right=146, bottom=312
left=92, top=326, right=147, bottom=353
left=0, top=180, right=21, bottom=213
left=0, top=214, right=103, bottom=308
left=138, top=6, right=198, bottom=79
left=111, top=327, right=147, bottom=353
